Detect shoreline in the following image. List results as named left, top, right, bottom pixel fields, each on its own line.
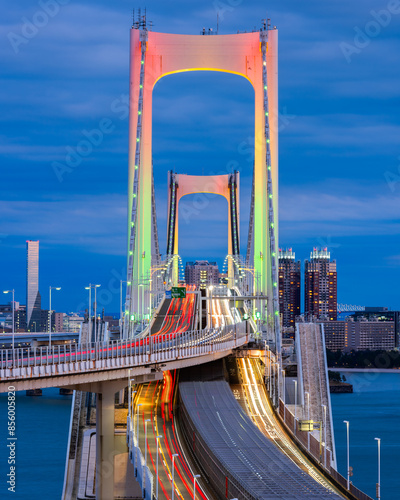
left=328, top=367, right=400, bottom=373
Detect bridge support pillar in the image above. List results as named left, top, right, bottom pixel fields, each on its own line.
left=75, top=380, right=127, bottom=500
left=96, top=385, right=115, bottom=500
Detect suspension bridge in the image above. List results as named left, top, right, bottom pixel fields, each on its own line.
left=0, top=14, right=374, bottom=500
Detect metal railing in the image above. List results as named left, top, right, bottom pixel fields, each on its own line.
left=0, top=322, right=249, bottom=382
left=278, top=402, right=374, bottom=500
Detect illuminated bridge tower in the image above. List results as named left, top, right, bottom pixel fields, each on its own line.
left=125, top=17, right=280, bottom=353
left=166, top=171, right=240, bottom=287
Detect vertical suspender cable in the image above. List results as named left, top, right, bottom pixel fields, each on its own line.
left=151, top=169, right=161, bottom=263
left=246, top=168, right=255, bottom=266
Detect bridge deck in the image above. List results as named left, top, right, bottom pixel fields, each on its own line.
left=179, top=380, right=341, bottom=499
left=297, top=323, right=335, bottom=463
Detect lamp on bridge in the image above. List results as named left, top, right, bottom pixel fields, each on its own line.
left=374, top=437, right=381, bottom=500
left=3, top=289, right=15, bottom=349
left=305, top=391, right=310, bottom=450
left=135, top=403, right=142, bottom=477
left=321, top=404, right=327, bottom=468
left=156, top=435, right=163, bottom=500
left=49, top=286, right=61, bottom=348
left=143, top=418, right=151, bottom=497
left=343, top=420, right=350, bottom=489
left=193, top=474, right=200, bottom=500
left=172, top=453, right=179, bottom=500
left=120, top=280, right=130, bottom=338
left=85, top=284, right=101, bottom=342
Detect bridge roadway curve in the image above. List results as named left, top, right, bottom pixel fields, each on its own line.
left=0, top=292, right=248, bottom=393
left=135, top=371, right=216, bottom=500
left=179, top=379, right=342, bottom=500
left=234, top=357, right=345, bottom=497
left=151, top=285, right=198, bottom=336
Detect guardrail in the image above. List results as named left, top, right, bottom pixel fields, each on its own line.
left=0, top=322, right=249, bottom=383
left=278, top=401, right=374, bottom=500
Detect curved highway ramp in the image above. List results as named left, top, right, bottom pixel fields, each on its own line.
left=179, top=379, right=341, bottom=500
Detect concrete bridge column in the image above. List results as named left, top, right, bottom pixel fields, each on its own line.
left=96, top=385, right=115, bottom=500
left=74, top=379, right=127, bottom=500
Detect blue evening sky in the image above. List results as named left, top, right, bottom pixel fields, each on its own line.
left=1, top=0, right=400, bottom=314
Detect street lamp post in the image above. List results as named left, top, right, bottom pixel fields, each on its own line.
left=120, top=280, right=130, bottom=338
left=120, top=279, right=124, bottom=337
left=85, top=284, right=92, bottom=344
left=49, top=286, right=61, bottom=348
left=375, top=437, right=381, bottom=500
left=93, top=284, right=101, bottom=342
left=264, top=341, right=268, bottom=388
left=282, top=368, right=286, bottom=422
left=172, top=453, right=178, bottom=500
left=209, top=286, right=214, bottom=328
left=3, top=289, right=15, bottom=349
left=137, top=283, right=145, bottom=331
left=135, top=403, right=142, bottom=477
left=305, top=391, right=310, bottom=450
left=322, top=404, right=327, bottom=468
left=268, top=351, right=272, bottom=397
left=274, top=362, right=280, bottom=408
left=156, top=435, right=163, bottom=500
left=294, top=380, right=297, bottom=435
left=85, top=284, right=100, bottom=343
left=344, top=420, right=350, bottom=489
left=143, top=418, right=151, bottom=497
left=128, top=370, right=135, bottom=418
left=193, top=474, right=200, bottom=500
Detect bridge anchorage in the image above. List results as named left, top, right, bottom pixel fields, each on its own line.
left=0, top=14, right=375, bottom=500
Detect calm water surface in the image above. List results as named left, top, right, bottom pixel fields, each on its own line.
left=0, top=388, right=72, bottom=499
left=332, top=371, right=400, bottom=500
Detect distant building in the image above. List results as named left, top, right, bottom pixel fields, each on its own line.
left=54, top=312, right=64, bottom=332
left=350, top=307, right=400, bottom=348
left=323, top=319, right=395, bottom=352
left=0, top=303, right=13, bottom=332
left=26, top=240, right=41, bottom=331
left=278, top=249, right=300, bottom=333
left=185, top=261, right=219, bottom=288
left=15, top=305, right=27, bottom=332
left=103, top=315, right=119, bottom=329
left=63, top=313, right=84, bottom=333
left=40, top=310, right=64, bottom=332
left=304, top=248, right=337, bottom=321
left=0, top=302, right=27, bottom=332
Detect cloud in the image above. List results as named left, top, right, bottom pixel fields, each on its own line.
left=279, top=181, right=400, bottom=239
left=0, top=194, right=127, bottom=255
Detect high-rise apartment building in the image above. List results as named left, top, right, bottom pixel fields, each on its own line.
left=304, top=248, right=337, bottom=321
left=323, top=319, right=395, bottom=352
left=185, top=261, right=220, bottom=288
left=278, top=249, right=300, bottom=331
left=26, top=240, right=41, bottom=331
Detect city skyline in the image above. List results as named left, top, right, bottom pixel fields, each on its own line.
left=2, top=1, right=400, bottom=313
